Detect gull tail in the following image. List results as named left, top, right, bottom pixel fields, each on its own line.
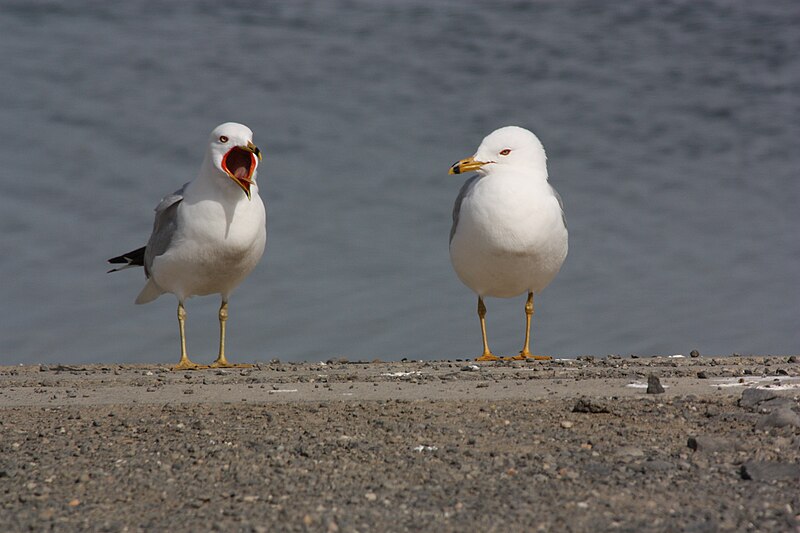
left=135, top=279, right=164, bottom=305
left=107, top=246, right=146, bottom=273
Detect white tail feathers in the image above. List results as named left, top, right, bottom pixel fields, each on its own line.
left=135, top=279, right=164, bottom=304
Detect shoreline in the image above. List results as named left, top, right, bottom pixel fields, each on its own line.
left=1, top=356, right=798, bottom=531
left=1, top=355, right=798, bottom=407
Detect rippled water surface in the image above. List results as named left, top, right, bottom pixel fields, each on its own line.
left=1, top=1, right=798, bottom=364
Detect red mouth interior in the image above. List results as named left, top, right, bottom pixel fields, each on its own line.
left=222, top=147, right=255, bottom=184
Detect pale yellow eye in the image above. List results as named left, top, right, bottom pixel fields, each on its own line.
left=219, top=135, right=228, bottom=143
left=499, top=149, right=511, bottom=156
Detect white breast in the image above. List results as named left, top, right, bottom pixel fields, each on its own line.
left=450, top=173, right=567, bottom=298
left=151, top=188, right=267, bottom=300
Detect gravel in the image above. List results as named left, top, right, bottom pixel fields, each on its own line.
left=1, top=356, right=799, bottom=531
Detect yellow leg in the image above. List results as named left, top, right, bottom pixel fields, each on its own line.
left=172, top=302, right=205, bottom=370
left=210, top=301, right=252, bottom=368
left=512, top=292, right=551, bottom=361
left=475, top=296, right=501, bottom=361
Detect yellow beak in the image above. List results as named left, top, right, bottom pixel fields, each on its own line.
left=245, top=140, right=262, bottom=161
left=449, top=156, right=486, bottom=175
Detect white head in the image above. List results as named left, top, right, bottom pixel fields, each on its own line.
left=206, top=122, right=262, bottom=199
left=449, top=126, right=547, bottom=177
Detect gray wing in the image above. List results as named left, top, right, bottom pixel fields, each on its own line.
left=143, top=183, right=187, bottom=277
left=549, top=183, right=567, bottom=230
left=450, top=175, right=480, bottom=243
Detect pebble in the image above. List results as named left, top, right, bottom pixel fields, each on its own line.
left=687, top=435, right=737, bottom=453
left=739, top=388, right=777, bottom=409
left=740, top=461, right=800, bottom=482
left=646, top=375, right=665, bottom=394
left=615, top=446, right=645, bottom=458
left=755, top=408, right=800, bottom=430
left=560, top=420, right=574, bottom=429
left=572, top=398, right=610, bottom=414
left=690, top=350, right=700, bottom=358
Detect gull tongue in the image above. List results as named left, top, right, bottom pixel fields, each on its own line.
left=234, top=167, right=249, bottom=181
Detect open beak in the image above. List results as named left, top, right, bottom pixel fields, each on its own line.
left=221, top=141, right=262, bottom=199
left=449, top=156, right=486, bottom=175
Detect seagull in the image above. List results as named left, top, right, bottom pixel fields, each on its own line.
left=448, top=126, right=568, bottom=361
left=108, top=122, right=267, bottom=370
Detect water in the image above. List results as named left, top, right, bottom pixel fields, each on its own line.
left=1, top=1, right=798, bottom=365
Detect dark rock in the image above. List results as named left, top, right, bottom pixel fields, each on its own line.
left=788, top=356, right=798, bottom=363
left=687, top=435, right=737, bottom=453
left=739, top=388, right=777, bottom=409
left=740, top=461, right=800, bottom=482
left=697, top=371, right=708, bottom=379
left=758, top=397, right=797, bottom=413
left=572, top=398, right=610, bottom=414
left=690, top=350, right=700, bottom=358
left=755, top=408, right=800, bottom=430
left=646, top=375, right=665, bottom=394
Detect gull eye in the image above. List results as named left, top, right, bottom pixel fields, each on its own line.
left=499, top=148, right=511, bottom=156
left=219, top=135, right=229, bottom=143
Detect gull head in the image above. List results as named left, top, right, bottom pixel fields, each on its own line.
left=449, top=126, right=546, bottom=177
left=208, top=122, right=262, bottom=199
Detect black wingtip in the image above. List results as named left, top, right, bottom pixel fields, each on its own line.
left=107, top=246, right=146, bottom=272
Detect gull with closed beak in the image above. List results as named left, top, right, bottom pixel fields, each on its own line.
left=449, top=126, right=568, bottom=361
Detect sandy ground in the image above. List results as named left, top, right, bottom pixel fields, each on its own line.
left=1, top=355, right=799, bottom=532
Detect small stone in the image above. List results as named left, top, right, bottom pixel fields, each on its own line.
left=697, top=371, right=708, bottom=379
left=687, top=435, right=737, bottom=453
left=572, top=398, right=610, bottom=414
left=646, top=375, right=665, bottom=394
left=365, top=492, right=377, bottom=501
left=758, top=397, right=797, bottom=412
left=739, top=388, right=777, bottom=409
left=560, top=420, right=573, bottom=429
left=755, top=408, right=800, bottom=430
left=740, top=461, right=800, bottom=482
left=68, top=499, right=80, bottom=507
left=615, top=446, right=645, bottom=458
left=461, top=364, right=479, bottom=372
left=690, top=350, right=700, bottom=358
left=183, top=389, right=194, bottom=395
left=788, top=356, right=798, bottom=363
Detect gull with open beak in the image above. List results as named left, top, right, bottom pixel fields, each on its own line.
left=449, top=126, right=568, bottom=361
left=108, top=122, right=267, bottom=370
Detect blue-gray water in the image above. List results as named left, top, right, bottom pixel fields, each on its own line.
left=1, top=1, right=798, bottom=365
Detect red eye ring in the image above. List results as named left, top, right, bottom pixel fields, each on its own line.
left=499, top=148, right=511, bottom=156
left=219, top=136, right=229, bottom=143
